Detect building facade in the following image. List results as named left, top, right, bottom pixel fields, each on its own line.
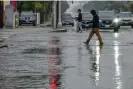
left=0, top=1, right=4, bottom=28
left=0, top=0, right=16, bottom=28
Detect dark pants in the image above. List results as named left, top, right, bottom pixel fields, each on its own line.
left=77, top=22, right=82, bottom=32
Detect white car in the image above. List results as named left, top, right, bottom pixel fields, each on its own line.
left=118, top=12, right=133, bottom=28
left=99, top=11, right=120, bottom=32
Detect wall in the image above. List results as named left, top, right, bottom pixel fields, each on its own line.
left=0, top=1, right=4, bottom=28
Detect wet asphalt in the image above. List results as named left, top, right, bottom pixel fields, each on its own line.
left=0, top=26, right=133, bottom=89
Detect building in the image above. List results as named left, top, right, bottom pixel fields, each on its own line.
left=0, top=0, right=16, bottom=28
left=0, top=1, right=4, bottom=28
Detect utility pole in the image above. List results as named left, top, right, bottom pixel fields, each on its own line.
left=53, top=1, right=62, bottom=29
left=53, top=1, right=57, bottom=29
left=57, top=1, right=62, bottom=28
left=92, top=1, right=95, bottom=10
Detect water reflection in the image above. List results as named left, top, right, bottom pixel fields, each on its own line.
left=48, top=36, right=62, bottom=89
left=86, top=41, right=103, bottom=86
left=94, top=41, right=103, bottom=85
left=78, top=42, right=82, bottom=75
left=114, top=33, right=119, bottom=38
left=113, top=41, right=122, bottom=89
left=48, top=36, right=60, bottom=45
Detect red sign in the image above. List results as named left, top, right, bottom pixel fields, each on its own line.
left=10, top=0, right=16, bottom=12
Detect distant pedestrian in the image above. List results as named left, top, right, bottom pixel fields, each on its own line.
left=76, top=9, right=82, bottom=33
left=84, top=10, right=103, bottom=45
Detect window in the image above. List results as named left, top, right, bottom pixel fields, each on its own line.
left=119, top=13, right=132, bottom=17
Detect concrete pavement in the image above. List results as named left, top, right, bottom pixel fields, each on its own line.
left=0, top=26, right=133, bottom=89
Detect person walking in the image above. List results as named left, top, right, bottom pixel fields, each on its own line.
left=76, top=9, right=82, bottom=33
left=84, top=10, right=103, bottom=45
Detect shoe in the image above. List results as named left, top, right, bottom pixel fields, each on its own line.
left=84, top=41, right=88, bottom=45
left=100, top=42, right=104, bottom=45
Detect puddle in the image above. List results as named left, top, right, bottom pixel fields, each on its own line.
left=85, top=43, right=103, bottom=85
left=0, top=44, right=8, bottom=48
left=22, top=47, right=47, bottom=54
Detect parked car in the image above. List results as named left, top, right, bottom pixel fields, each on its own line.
left=19, top=11, right=36, bottom=26
left=61, top=13, right=74, bottom=26
left=82, top=12, right=93, bottom=29
left=99, top=11, right=120, bottom=32
left=118, top=12, right=133, bottom=28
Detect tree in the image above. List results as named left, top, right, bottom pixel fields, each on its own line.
left=17, top=1, right=52, bottom=13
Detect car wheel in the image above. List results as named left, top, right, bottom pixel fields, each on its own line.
left=33, top=23, right=36, bottom=26
left=72, top=24, right=74, bottom=26
left=19, top=23, right=21, bottom=26
left=131, top=25, right=133, bottom=28
left=114, top=27, right=119, bottom=32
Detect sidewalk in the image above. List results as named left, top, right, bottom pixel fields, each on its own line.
left=40, top=20, right=52, bottom=27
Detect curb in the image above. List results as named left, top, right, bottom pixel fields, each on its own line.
left=50, top=29, right=67, bottom=32
left=40, top=25, right=48, bottom=27
left=40, top=24, right=53, bottom=28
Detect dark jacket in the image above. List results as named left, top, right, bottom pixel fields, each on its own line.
left=77, top=13, right=82, bottom=22
left=89, top=14, right=99, bottom=28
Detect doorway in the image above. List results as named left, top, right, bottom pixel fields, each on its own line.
left=0, top=1, right=4, bottom=28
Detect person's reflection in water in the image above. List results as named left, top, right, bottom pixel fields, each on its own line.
left=48, top=36, right=62, bottom=89
left=85, top=43, right=103, bottom=86
left=49, top=74, right=61, bottom=89
left=48, top=36, right=60, bottom=45
left=113, top=41, right=122, bottom=89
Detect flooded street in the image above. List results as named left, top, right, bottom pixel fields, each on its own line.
left=0, top=27, right=133, bottom=89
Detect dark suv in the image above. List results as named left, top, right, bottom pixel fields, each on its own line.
left=19, top=11, right=36, bottom=26
left=118, top=12, right=133, bottom=28
left=61, top=13, right=74, bottom=26
left=99, top=11, right=120, bottom=32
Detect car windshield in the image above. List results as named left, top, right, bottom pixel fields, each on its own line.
left=99, top=11, right=115, bottom=18
left=119, top=13, right=132, bottom=17
left=62, top=14, right=72, bottom=20
left=21, top=12, right=34, bottom=16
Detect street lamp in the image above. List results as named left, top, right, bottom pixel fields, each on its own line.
left=92, top=1, right=95, bottom=10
